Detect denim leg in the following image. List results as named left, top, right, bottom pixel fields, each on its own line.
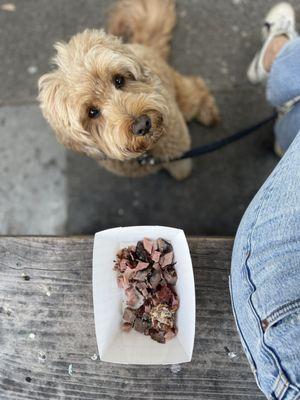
left=231, top=132, right=300, bottom=399
left=274, top=103, right=300, bottom=152
left=266, top=38, right=300, bottom=151
left=266, top=38, right=300, bottom=107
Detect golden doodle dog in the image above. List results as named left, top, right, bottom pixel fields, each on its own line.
left=38, top=0, right=219, bottom=180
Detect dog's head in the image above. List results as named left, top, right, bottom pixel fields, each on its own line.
left=38, top=29, right=168, bottom=161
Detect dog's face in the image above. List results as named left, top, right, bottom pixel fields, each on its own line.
left=38, top=29, right=168, bottom=161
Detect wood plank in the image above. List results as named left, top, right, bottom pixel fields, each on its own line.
left=0, top=237, right=263, bottom=400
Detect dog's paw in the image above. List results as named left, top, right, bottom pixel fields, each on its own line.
left=196, top=94, right=220, bottom=127
left=164, top=158, right=192, bottom=181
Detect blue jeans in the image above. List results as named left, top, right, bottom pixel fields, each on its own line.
left=267, top=38, right=300, bottom=152
left=231, top=39, right=300, bottom=400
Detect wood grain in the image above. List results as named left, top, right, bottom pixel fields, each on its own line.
left=0, top=237, right=263, bottom=400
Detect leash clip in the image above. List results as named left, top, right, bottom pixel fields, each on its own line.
left=137, top=154, right=156, bottom=166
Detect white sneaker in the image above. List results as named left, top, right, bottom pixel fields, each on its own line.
left=247, top=2, right=297, bottom=84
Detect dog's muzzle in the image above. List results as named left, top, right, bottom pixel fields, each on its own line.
left=132, top=115, right=152, bottom=136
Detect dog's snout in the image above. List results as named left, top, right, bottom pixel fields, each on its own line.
left=132, top=115, right=152, bottom=136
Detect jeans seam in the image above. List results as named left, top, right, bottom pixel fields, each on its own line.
left=243, top=162, right=293, bottom=394
left=275, top=373, right=290, bottom=400
left=229, top=276, right=258, bottom=371
left=293, top=392, right=300, bottom=400
left=229, top=275, right=266, bottom=394
left=264, top=299, right=300, bottom=330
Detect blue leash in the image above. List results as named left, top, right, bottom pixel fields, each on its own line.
left=138, top=112, right=277, bottom=166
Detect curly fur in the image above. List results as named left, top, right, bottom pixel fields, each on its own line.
left=38, top=0, right=219, bottom=180
left=107, top=0, right=176, bottom=60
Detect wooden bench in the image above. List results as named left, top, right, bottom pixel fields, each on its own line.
left=0, top=237, right=263, bottom=399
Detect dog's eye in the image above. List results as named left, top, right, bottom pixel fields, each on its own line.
left=88, top=107, right=101, bottom=119
left=113, top=74, right=125, bottom=89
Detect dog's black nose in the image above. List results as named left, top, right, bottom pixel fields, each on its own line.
left=132, top=115, right=152, bottom=136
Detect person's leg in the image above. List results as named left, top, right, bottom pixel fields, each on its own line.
left=266, top=37, right=300, bottom=153
left=274, top=103, right=300, bottom=155
left=247, top=3, right=300, bottom=155
left=230, top=131, right=300, bottom=399
left=232, top=6, right=300, bottom=397
left=266, top=38, right=300, bottom=107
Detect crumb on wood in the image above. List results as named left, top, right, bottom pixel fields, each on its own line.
left=170, top=364, right=181, bottom=374
left=224, top=346, right=238, bottom=359
left=22, top=273, right=30, bottom=281
left=38, top=352, right=46, bottom=363
left=0, top=305, right=12, bottom=316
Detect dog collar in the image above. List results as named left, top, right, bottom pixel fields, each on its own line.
left=137, top=153, right=157, bottom=166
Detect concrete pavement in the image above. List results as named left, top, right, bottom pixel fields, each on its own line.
left=1, top=0, right=298, bottom=235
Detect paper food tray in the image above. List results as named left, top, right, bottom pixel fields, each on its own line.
left=93, top=225, right=195, bottom=365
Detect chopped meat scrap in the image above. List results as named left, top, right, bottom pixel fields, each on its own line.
left=134, top=268, right=151, bottom=282
left=144, top=303, right=151, bottom=314
left=114, top=237, right=179, bottom=343
left=157, top=285, right=173, bottom=304
left=152, top=239, right=158, bottom=251
left=171, top=294, right=180, bottom=311
left=119, top=258, right=130, bottom=272
left=163, top=265, right=178, bottom=285
left=125, top=287, right=144, bottom=309
left=153, top=262, right=160, bottom=270
left=135, top=241, right=148, bottom=262
left=135, top=281, right=149, bottom=297
left=122, top=322, right=132, bottom=332
left=149, top=329, right=165, bottom=344
left=143, top=237, right=154, bottom=254
left=157, top=238, right=172, bottom=254
left=123, top=308, right=136, bottom=323
left=160, top=251, right=174, bottom=268
left=123, top=267, right=135, bottom=287
left=135, top=261, right=149, bottom=271
left=134, top=317, right=150, bottom=334
left=149, top=270, right=161, bottom=289
left=164, top=329, right=176, bottom=341
left=151, top=250, right=161, bottom=262
left=117, top=276, right=124, bottom=288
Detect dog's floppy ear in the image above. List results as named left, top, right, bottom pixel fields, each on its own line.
left=38, top=71, right=66, bottom=126
left=38, top=71, right=67, bottom=127
left=38, top=70, right=73, bottom=145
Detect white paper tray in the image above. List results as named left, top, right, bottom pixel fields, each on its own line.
left=93, top=226, right=195, bottom=365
